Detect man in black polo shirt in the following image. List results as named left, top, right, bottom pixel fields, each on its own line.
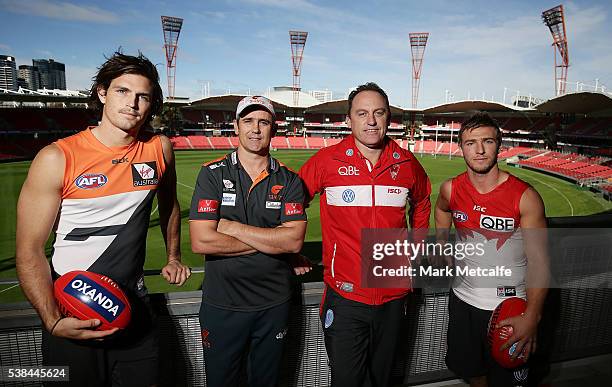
left=189, top=96, right=309, bottom=387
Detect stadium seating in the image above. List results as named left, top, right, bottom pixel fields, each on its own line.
left=169, top=136, right=192, bottom=150
left=182, top=110, right=204, bottom=124
left=325, top=138, right=342, bottom=147
left=527, top=117, right=554, bottom=132
left=187, top=136, right=210, bottom=149
left=288, top=137, right=308, bottom=149
left=1, top=109, right=50, bottom=131
left=228, top=137, right=239, bottom=148
left=420, top=140, right=438, bottom=154
left=307, top=137, right=325, bottom=148
left=497, top=146, right=535, bottom=159
left=271, top=137, right=290, bottom=149
left=205, top=137, right=228, bottom=149
left=500, top=117, right=532, bottom=132
left=519, top=151, right=612, bottom=183
left=438, top=142, right=460, bottom=155
left=0, top=108, right=97, bottom=132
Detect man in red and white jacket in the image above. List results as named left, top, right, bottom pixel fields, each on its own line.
left=299, top=82, right=431, bottom=387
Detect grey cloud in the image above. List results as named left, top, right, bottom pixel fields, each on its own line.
left=0, top=0, right=119, bottom=24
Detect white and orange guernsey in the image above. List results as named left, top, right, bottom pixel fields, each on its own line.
left=52, top=128, right=166, bottom=296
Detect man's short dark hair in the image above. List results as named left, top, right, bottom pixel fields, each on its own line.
left=89, top=51, right=163, bottom=125
left=458, top=111, right=502, bottom=147
left=347, top=82, right=391, bottom=125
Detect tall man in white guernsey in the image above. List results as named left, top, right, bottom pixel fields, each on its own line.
left=16, top=51, right=190, bottom=387
left=435, top=112, right=549, bottom=387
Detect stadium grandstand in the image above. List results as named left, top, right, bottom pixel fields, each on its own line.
left=1, top=87, right=611, bottom=198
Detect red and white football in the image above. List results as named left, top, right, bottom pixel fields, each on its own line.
left=53, top=270, right=131, bottom=331
left=487, top=297, right=528, bottom=368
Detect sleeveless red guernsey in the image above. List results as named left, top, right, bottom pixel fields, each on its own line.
left=449, top=172, right=530, bottom=310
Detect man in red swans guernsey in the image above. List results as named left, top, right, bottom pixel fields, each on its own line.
left=435, top=112, right=549, bottom=387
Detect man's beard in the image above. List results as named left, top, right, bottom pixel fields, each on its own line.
left=468, top=154, right=498, bottom=175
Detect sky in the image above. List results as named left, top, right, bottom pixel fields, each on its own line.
left=1, top=0, right=611, bottom=108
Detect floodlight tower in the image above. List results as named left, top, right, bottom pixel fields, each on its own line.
left=408, top=32, right=429, bottom=142
left=542, top=5, right=569, bottom=96
left=409, top=32, right=429, bottom=109
left=289, top=31, right=308, bottom=107
left=161, top=16, right=183, bottom=99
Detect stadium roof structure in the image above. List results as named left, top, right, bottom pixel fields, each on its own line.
left=4, top=87, right=611, bottom=118
left=268, top=87, right=320, bottom=108
left=534, top=92, right=612, bottom=114
left=305, top=99, right=405, bottom=115
left=0, top=87, right=89, bottom=105
left=164, top=96, right=191, bottom=106
left=422, top=100, right=532, bottom=114
left=185, top=94, right=290, bottom=113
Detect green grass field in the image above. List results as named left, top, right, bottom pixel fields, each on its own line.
left=1, top=150, right=610, bottom=303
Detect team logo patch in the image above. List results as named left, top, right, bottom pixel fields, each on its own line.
left=131, top=162, right=159, bottom=187
left=453, top=210, right=469, bottom=222
left=75, top=173, right=108, bottom=189
left=266, top=201, right=281, bottom=209
left=342, top=189, right=356, bottom=203
left=63, top=274, right=125, bottom=322
left=222, top=179, right=235, bottom=191
left=497, top=286, right=517, bottom=297
left=222, top=193, right=236, bottom=206
left=346, top=149, right=354, bottom=156
left=271, top=185, right=284, bottom=195
left=284, top=202, right=303, bottom=216
left=339, top=282, right=354, bottom=292
left=393, top=151, right=400, bottom=159
left=390, top=164, right=400, bottom=180
left=198, top=199, right=219, bottom=213
left=268, top=185, right=284, bottom=200
left=324, top=309, right=334, bottom=328
left=201, top=329, right=211, bottom=349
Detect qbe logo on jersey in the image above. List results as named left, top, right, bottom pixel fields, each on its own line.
left=132, top=162, right=159, bottom=187
left=479, top=214, right=515, bottom=232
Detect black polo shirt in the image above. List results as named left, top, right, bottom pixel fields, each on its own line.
left=189, top=151, right=307, bottom=311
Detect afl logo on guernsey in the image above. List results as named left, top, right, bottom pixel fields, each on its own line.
left=75, top=173, right=108, bottom=189
left=452, top=211, right=468, bottom=222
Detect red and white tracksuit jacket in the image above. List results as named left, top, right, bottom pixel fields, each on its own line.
left=299, top=135, right=431, bottom=305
